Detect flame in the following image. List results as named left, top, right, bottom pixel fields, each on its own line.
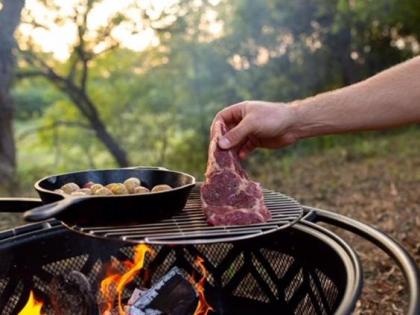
left=100, top=244, right=153, bottom=315
left=19, top=290, right=44, bottom=315
left=191, top=257, right=214, bottom=315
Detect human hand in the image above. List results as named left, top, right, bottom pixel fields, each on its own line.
left=212, top=101, right=299, bottom=159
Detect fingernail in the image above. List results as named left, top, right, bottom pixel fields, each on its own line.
left=218, top=137, right=231, bottom=149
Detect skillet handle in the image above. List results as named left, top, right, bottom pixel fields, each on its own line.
left=0, top=198, right=42, bottom=213
left=23, top=197, right=84, bottom=222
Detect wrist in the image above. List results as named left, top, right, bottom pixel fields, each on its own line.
left=287, top=100, right=308, bottom=140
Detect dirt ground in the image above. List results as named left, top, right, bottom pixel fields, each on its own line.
left=253, top=134, right=420, bottom=314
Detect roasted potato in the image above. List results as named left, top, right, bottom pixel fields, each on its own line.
left=61, top=183, right=80, bottom=194
left=133, top=186, right=150, bottom=194
left=79, top=188, right=92, bottom=195
left=62, top=176, right=173, bottom=196
left=151, top=184, right=172, bottom=192
left=90, top=184, right=103, bottom=194
left=83, top=181, right=95, bottom=189
left=105, top=183, right=118, bottom=191
left=110, top=183, right=128, bottom=195
left=124, top=177, right=141, bottom=193
left=70, top=191, right=88, bottom=196
left=94, top=187, right=113, bottom=195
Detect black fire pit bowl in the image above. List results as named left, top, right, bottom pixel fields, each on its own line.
left=0, top=220, right=361, bottom=315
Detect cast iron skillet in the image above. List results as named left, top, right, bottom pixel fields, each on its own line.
left=23, top=166, right=196, bottom=226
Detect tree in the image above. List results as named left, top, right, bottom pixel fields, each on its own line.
left=0, top=0, right=25, bottom=189
left=18, top=0, right=136, bottom=166
left=148, top=0, right=238, bottom=164
left=12, top=0, right=420, bottom=180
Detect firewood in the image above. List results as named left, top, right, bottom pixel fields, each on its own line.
left=49, top=270, right=98, bottom=315
left=129, top=267, right=197, bottom=315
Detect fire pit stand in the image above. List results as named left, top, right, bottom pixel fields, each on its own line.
left=303, top=207, right=419, bottom=315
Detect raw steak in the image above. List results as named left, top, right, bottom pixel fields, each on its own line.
left=200, top=120, right=271, bottom=226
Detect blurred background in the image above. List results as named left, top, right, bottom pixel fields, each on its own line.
left=0, top=0, right=419, bottom=313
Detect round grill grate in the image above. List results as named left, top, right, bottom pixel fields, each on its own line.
left=68, top=186, right=304, bottom=244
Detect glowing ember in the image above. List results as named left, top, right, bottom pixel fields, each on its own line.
left=191, top=257, right=214, bottom=315
left=100, top=244, right=153, bottom=315
left=19, top=290, right=44, bottom=315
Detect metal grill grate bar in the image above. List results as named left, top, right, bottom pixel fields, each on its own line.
left=122, top=226, right=283, bottom=240
left=103, top=223, right=284, bottom=237
left=82, top=209, right=301, bottom=234
left=72, top=187, right=304, bottom=244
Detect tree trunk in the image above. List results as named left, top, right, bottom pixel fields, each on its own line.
left=64, top=86, right=130, bottom=167
left=0, top=0, right=25, bottom=189
left=35, top=67, right=130, bottom=167
left=90, top=116, right=129, bottom=167
left=337, top=23, right=359, bottom=85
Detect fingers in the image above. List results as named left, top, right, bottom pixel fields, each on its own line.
left=218, top=118, right=253, bottom=149
left=217, top=102, right=245, bottom=127
left=211, top=102, right=246, bottom=136
left=211, top=102, right=249, bottom=148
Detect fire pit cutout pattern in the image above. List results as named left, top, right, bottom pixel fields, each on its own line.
left=0, top=218, right=356, bottom=315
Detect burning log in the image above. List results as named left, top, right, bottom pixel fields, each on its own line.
left=49, top=270, right=98, bottom=315
left=21, top=243, right=212, bottom=315
left=128, top=267, right=198, bottom=315
left=100, top=244, right=154, bottom=314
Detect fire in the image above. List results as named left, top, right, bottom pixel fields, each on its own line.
left=100, top=244, right=154, bottom=315
left=191, top=257, right=214, bottom=315
left=21, top=246, right=212, bottom=315
left=19, top=290, right=44, bottom=315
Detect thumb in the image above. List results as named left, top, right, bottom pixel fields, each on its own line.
left=218, top=120, right=252, bottom=149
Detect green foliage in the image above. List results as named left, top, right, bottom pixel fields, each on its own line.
left=13, top=0, right=420, bottom=190
left=12, top=79, right=60, bottom=120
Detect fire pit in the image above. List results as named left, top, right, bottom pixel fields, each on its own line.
left=0, top=220, right=360, bottom=315
left=0, top=187, right=418, bottom=314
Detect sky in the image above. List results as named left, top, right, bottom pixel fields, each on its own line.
left=18, top=0, right=178, bottom=60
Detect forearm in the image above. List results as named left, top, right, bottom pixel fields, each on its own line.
left=291, top=56, right=420, bottom=139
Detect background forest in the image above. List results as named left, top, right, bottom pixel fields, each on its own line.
left=0, top=0, right=419, bottom=313
left=0, top=0, right=418, bottom=190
